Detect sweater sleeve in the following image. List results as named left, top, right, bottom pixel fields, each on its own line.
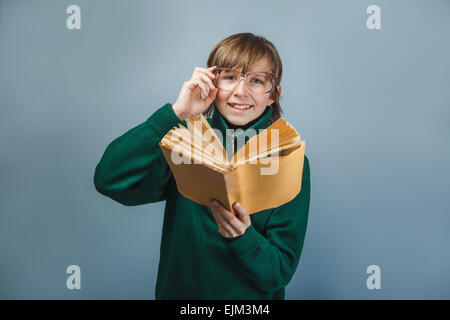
left=223, top=155, right=311, bottom=292
left=93, top=103, right=186, bottom=206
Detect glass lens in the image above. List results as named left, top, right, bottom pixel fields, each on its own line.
left=215, top=69, right=240, bottom=90
left=246, top=72, right=273, bottom=93
left=214, top=69, right=274, bottom=93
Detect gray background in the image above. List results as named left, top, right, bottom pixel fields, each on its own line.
left=1, top=0, right=449, bottom=299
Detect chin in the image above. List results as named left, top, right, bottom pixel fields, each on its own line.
left=225, top=116, right=252, bottom=126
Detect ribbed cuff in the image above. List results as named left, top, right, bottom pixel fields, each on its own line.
left=224, top=225, right=262, bottom=259
left=146, top=103, right=186, bottom=139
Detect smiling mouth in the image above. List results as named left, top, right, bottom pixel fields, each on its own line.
left=228, top=103, right=253, bottom=110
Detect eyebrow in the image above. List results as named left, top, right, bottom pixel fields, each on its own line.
left=229, top=67, right=272, bottom=74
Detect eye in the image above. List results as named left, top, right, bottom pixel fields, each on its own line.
left=250, top=78, right=264, bottom=84
left=224, top=75, right=236, bottom=80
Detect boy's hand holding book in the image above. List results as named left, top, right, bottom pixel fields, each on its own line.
left=210, top=200, right=251, bottom=239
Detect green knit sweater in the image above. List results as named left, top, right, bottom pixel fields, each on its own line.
left=93, top=102, right=311, bottom=300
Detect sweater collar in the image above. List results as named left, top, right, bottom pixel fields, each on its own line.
left=209, top=100, right=273, bottom=139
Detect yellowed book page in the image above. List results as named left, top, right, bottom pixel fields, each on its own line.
left=233, top=118, right=301, bottom=165
left=184, top=114, right=228, bottom=166
left=160, top=138, right=228, bottom=172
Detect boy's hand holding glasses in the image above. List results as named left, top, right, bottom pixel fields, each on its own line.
left=172, top=66, right=218, bottom=121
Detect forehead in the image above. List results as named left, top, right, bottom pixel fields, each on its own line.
left=234, top=57, right=272, bottom=73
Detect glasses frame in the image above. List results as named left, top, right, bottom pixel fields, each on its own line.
left=213, top=68, right=277, bottom=94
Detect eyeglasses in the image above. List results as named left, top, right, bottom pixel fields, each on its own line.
left=213, top=68, right=276, bottom=94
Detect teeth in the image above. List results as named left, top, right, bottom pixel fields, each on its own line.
left=230, top=104, right=252, bottom=110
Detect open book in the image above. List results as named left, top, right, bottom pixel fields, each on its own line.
left=159, top=113, right=306, bottom=215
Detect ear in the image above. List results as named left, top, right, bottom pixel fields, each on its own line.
left=276, top=84, right=282, bottom=97
left=268, top=85, right=282, bottom=105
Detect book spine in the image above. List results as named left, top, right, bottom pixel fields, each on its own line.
left=223, top=168, right=242, bottom=215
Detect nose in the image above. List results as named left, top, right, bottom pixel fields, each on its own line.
left=233, top=78, right=250, bottom=96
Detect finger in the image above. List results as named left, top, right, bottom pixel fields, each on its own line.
left=187, top=79, right=208, bottom=97
left=219, top=220, right=239, bottom=238
left=202, top=68, right=217, bottom=81
left=193, top=67, right=216, bottom=81
left=210, top=200, right=227, bottom=226
left=200, top=83, right=210, bottom=100
left=205, top=87, right=218, bottom=101
left=212, top=200, right=245, bottom=235
left=217, top=225, right=233, bottom=238
left=233, top=202, right=251, bottom=225
left=193, top=73, right=216, bottom=90
left=210, top=202, right=238, bottom=237
left=208, top=66, right=218, bottom=78
left=198, top=78, right=211, bottom=98
left=210, top=203, right=223, bottom=224
left=201, top=66, right=218, bottom=79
